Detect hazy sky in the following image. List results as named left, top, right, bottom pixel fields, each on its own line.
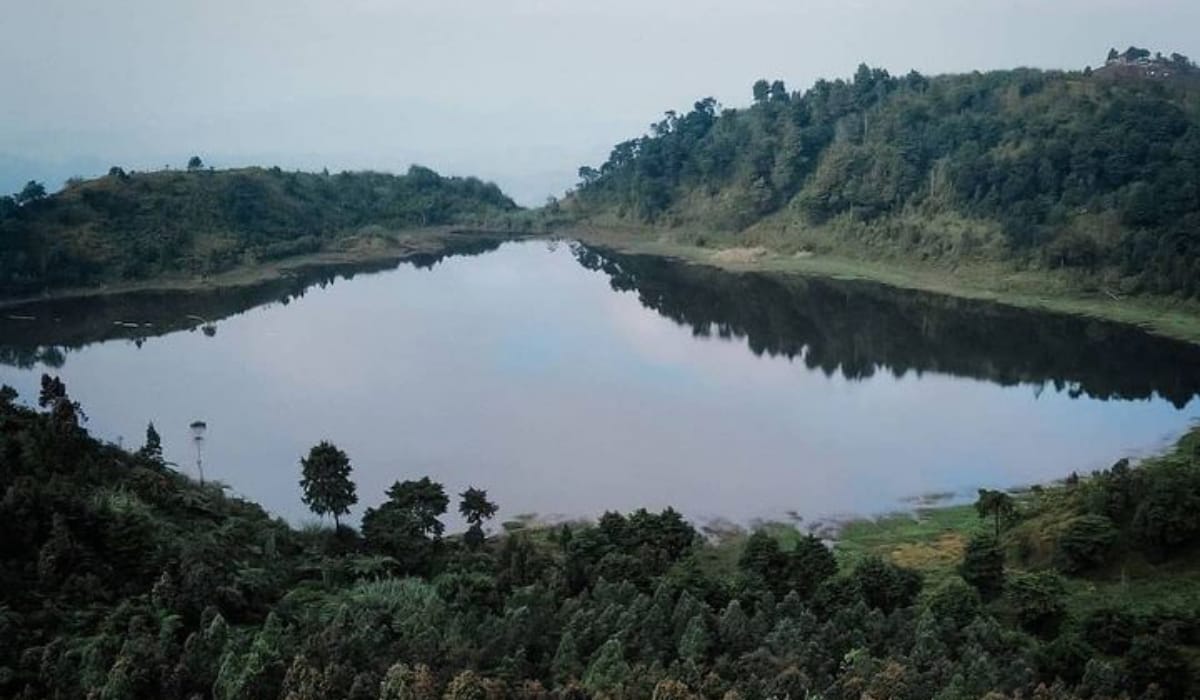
left=3, top=0, right=1198, bottom=205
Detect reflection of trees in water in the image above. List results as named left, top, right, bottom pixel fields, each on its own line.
left=573, top=245, right=1200, bottom=408
left=0, top=236, right=510, bottom=369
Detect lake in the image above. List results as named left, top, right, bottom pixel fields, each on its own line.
left=1, top=238, right=1197, bottom=529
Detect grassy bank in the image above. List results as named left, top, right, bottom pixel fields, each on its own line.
left=566, top=225, right=1200, bottom=345
left=831, top=427, right=1200, bottom=611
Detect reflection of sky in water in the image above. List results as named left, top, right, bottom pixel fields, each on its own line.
left=0, top=241, right=1195, bottom=527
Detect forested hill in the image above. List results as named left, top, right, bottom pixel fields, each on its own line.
left=572, top=47, right=1200, bottom=298
left=5, top=377, right=1200, bottom=698
left=0, top=164, right=518, bottom=295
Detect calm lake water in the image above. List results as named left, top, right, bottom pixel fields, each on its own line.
left=2, top=238, right=1198, bottom=528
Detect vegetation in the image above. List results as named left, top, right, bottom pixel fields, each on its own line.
left=572, top=48, right=1200, bottom=300
left=3, top=377, right=1200, bottom=698
left=0, top=163, right=519, bottom=295
left=299, top=441, right=358, bottom=529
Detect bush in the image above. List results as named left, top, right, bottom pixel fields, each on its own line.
left=1081, top=607, right=1137, bottom=655
left=1006, top=571, right=1068, bottom=638
left=1131, top=461, right=1200, bottom=559
left=1126, top=634, right=1190, bottom=699
left=959, top=535, right=1005, bottom=601
left=1054, top=515, right=1118, bottom=573
left=851, top=556, right=921, bottom=613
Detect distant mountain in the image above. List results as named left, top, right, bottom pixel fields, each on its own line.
left=572, top=48, right=1200, bottom=298
left=0, top=165, right=518, bottom=295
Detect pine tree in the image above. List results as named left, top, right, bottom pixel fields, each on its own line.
left=678, top=614, right=711, bottom=662
left=552, top=630, right=583, bottom=683
left=138, top=422, right=163, bottom=464
left=583, top=638, right=628, bottom=694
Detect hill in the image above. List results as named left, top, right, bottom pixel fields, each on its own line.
left=0, top=164, right=518, bottom=296
left=570, top=47, right=1200, bottom=300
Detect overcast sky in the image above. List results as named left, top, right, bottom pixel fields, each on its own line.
left=2, top=0, right=1198, bottom=205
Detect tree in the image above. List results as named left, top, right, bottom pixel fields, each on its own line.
left=15, top=180, right=46, bottom=205
left=752, top=79, right=770, bottom=104
left=299, top=441, right=357, bottom=529
left=851, top=556, right=921, bottom=613
left=583, top=638, right=628, bottom=695
left=769, top=80, right=788, bottom=103
left=552, top=630, right=583, bottom=684
left=785, top=534, right=837, bottom=598
left=974, top=489, right=1017, bottom=538
left=959, top=534, right=1005, bottom=600
left=1055, top=515, right=1117, bottom=572
left=678, top=614, right=711, bottom=661
left=1106, top=47, right=1119, bottom=62
left=361, top=477, right=449, bottom=572
left=718, top=600, right=752, bottom=654
left=443, top=670, right=488, bottom=700
left=739, top=530, right=782, bottom=580
left=187, top=156, right=204, bottom=171
left=1006, top=571, right=1067, bottom=637
left=38, top=374, right=82, bottom=429
left=138, top=422, right=163, bottom=464
left=379, top=663, right=437, bottom=700
left=458, top=486, right=498, bottom=549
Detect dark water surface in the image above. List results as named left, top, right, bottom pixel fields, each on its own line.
left=1, top=239, right=1197, bottom=526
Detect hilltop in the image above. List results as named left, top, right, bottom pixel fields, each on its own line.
left=569, top=47, right=1200, bottom=302
left=0, top=164, right=519, bottom=296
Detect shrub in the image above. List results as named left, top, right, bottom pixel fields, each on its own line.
left=959, top=535, right=1005, bottom=601
left=1054, top=515, right=1118, bottom=573
left=1006, top=571, right=1068, bottom=638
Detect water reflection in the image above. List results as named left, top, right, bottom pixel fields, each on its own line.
left=0, top=236, right=505, bottom=369
left=574, top=246, right=1200, bottom=408
left=0, top=239, right=1194, bottom=524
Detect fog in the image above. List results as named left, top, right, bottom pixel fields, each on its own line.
left=2, top=0, right=1197, bottom=205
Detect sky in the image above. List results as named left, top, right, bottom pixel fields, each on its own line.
left=2, top=0, right=1199, bottom=206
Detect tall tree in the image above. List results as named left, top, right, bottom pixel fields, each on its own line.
left=458, top=486, right=498, bottom=549
left=187, top=156, right=204, bottom=171
left=299, top=441, right=357, bottom=529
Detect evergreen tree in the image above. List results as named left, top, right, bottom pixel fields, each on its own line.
left=583, top=638, right=629, bottom=695
left=678, top=614, right=711, bottom=662
left=551, top=630, right=583, bottom=684
left=138, top=422, right=163, bottom=464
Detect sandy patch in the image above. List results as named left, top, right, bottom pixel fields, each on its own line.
left=710, top=246, right=768, bottom=264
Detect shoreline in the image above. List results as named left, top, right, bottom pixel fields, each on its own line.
left=0, top=228, right=526, bottom=311
left=564, top=226, right=1200, bottom=346
left=5, top=224, right=1200, bottom=346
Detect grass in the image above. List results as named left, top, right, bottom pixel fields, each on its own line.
left=834, top=505, right=982, bottom=579
left=565, top=225, right=1200, bottom=346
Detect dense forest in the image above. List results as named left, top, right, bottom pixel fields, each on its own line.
left=0, top=163, right=517, bottom=295
left=2, top=378, right=1200, bottom=699
left=572, top=47, right=1200, bottom=298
